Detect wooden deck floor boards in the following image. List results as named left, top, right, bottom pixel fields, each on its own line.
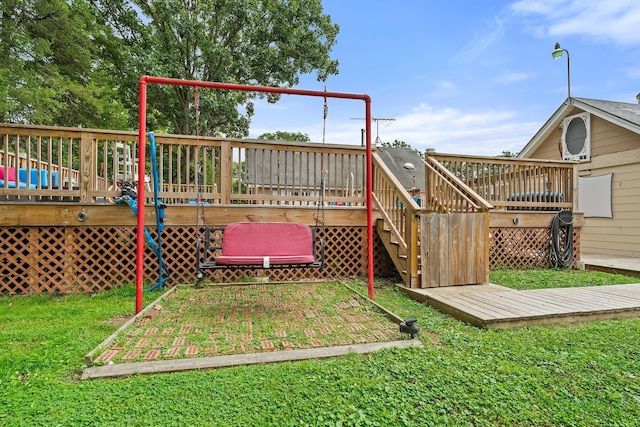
left=526, top=288, right=630, bottom=310
left=581, top=254, right=640, bottom=278
left=438, top=293, right=522, bottom=319
left=404, top=283, right=640, bottom=329
left=593, top=284, right=640, bottom=298
left=476, top=290, right=577, bottom=313
left=454, top=292, right=554, bottom=317
left=582, top=257, right=640, bottom=270
left=516, top=291, right=600, bottom=311
left=540, top=286, right=640, bottom=308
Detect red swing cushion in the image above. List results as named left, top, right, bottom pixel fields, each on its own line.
left=215, top=222, right=316, bottom=266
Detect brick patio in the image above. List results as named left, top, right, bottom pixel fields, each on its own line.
left=91, top=282, right=402, bottom=366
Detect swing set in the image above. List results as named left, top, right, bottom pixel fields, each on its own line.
left=135, top=76, right=374, bottom=314
left=193, top=87, right=327, bottom=275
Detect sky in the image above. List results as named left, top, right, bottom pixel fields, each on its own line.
left=248, top=0, right=640, bottom=156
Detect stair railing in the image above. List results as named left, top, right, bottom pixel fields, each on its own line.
left=372, top=153, right=425, bottom=286
left=372, top=152, right=492, bottom=287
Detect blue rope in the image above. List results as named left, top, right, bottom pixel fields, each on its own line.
left=147, top=132, right=169, bottom=291
left=115, top=131, right=169, bottom=291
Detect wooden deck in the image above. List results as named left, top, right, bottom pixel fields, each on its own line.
left=401, top=283, right=640, bottom=329
left=581, top=254, right=640, bottom=279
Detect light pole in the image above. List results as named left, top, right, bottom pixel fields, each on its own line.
left=552, top=42, right=570, bottom=99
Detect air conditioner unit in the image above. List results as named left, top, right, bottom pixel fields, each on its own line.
left=561, top=112, right=590, bottom=161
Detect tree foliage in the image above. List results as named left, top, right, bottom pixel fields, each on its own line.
left=2, top=0, right=339, bottom=134
left=257, top=131, right=311, bottom=142
left=91, top=0, right=340, bottom=136
left=0, top=0, right=128, bottom=128
left=380, top=139, right=413, bottom=149
left=380, top=139, right=424, bottom=158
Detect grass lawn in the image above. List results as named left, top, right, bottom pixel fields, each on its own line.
left=1, top=270, right=640, bottom=426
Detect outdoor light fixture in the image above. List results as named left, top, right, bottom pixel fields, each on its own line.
left=551, top=42, right=565, bottom=59
left=552, top=42, right=571, bottom=99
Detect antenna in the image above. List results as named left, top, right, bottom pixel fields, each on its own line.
left=351, top=115, right=396, bottom=144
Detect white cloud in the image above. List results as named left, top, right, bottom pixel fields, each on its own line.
left=511, top=0, right=640, bottom=45
left=393, top=104, right=538, bottom=155
left=493, top=71, right=534, bottom=84
left=314, top=103, right=541, bottom=157
left=510, top=0, right=572, bottom=16
left=437, top=80, right=457, bottom=90
left=455, top=15, right=507, bottom=62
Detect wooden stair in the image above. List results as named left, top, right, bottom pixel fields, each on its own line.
left=375, top=218, right=421, bottom=287
left=372, top=151, right=491, bottom=290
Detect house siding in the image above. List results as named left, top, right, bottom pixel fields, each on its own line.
left=580, top=152, right=640, bottom=257
left=528, top=112, right=640, bottom=258
left=590, top=116, right=639, bottom=156
left=529, top=126, right=562, bottom=160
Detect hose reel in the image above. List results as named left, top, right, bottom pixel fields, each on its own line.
left=549, top=209, right=574, bottom=269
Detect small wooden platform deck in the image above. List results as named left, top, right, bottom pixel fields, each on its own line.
left=401, top=283, right=640, bottom=329
left=581, top=254, right=640, bottom=279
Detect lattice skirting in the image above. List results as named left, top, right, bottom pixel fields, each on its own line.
left=1, top=225, right=577, bottom=294
left=490, top=226, right=580, bottom=270
left=0, top=226, right=396, bottom=294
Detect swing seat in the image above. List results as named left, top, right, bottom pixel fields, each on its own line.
left=197, top=222, right=323, bottom=270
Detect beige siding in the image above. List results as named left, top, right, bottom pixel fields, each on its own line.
left=527, top=109, right=640, bottom=258
left=530, top=127, right=563, bottom=160
left=578, top=150, right=640, bottom=257
left=530, top=112, right=640, bottom=160
left=590, top=116, right=639, bottom=157
left=530, top=106, right=581, bottom=159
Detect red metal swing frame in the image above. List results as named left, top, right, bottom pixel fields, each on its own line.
left=136, top=76, right=373, bottom=313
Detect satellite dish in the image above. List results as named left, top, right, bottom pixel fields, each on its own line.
left=403, top=162, right=415, bottom=171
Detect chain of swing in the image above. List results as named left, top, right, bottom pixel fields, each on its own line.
left=315, top=94, right=328, bottom=243
left=192, top=87, right=328, bottom=247
left=194, top=87, right=207, bottom=238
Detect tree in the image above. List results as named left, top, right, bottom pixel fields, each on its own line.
left=258, top=131, right=311, bottom=142
left=380, top=139, right=424, bottom=158
left=0, top=0, right=128, bottom=128
left=380, top=139, right=412, bottom=149
left=92, top=0, right=340, bottom=137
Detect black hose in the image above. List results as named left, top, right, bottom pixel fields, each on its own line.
left=549, top=209, right=574, bottom=268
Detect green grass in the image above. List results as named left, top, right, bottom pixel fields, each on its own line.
left=1, top=270, right=640, bottom=426
left=490, top=268, right=639, bottom=290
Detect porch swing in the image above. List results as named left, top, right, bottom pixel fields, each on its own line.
left=195, top=89, right=327, bottom=277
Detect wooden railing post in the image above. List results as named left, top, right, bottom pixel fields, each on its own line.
left=424, top=164, right=434, bottom=209
left=405, top=207, right=420, bottom=288
left=79, top=131, right=94, bottom=202
left=572, top=162, right=578, bottom=212
left=219, top=140, right=232, bottom=204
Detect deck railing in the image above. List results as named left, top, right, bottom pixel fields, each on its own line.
left=0, top=124, right=367, bottom=206
left=424, top=155, right=494, bottom=213
left=372, top=152, right=423, bottom=284
left=429, top=152, right=575, bottom=211
left=372, top=153, right=422, bottom=249
left=372, top=152, right=491, bottom=286
left=372, top=153, right=493, bottom=259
